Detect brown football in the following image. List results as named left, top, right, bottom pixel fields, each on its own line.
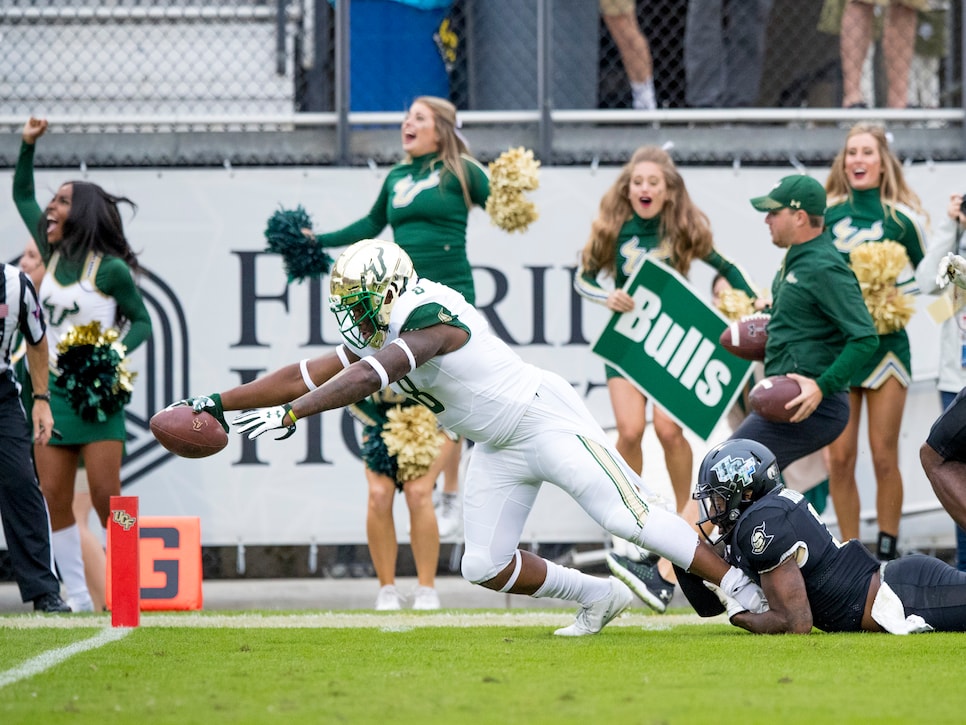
left=150, top=406, right=228, bottom=458
left=718, top=313, right=770, bottom=361
left=749, top=375, right=802, bottom=423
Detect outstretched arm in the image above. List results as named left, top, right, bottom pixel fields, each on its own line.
left=230, top=323, right=467, bottom=439
left=219, top=354, right=346, bottom=411
left=292, top=324, right=464, bottom=419
left=728, top=558, right=813, bottom=634
left=13, top=118, right=49, bottom=253
left=173, top=350, right=350, bottom=431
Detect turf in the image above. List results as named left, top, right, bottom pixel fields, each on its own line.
left=1, top=609, right=963, bottom=724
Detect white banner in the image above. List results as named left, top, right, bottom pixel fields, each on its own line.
left=1, top=162, right=960, bottom=549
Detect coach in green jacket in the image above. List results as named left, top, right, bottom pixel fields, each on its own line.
left=729, top=174, right=877, bottom=469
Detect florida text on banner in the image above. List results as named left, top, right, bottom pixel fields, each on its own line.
left=591, top=257, right=753, bottom=440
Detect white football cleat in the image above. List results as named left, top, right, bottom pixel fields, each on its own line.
left=553, top=577, right=633, bottom=637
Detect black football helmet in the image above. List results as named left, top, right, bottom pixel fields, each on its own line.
left=693, top=438, right=783, bottom=543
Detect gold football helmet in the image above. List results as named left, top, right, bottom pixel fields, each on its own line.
left=328, top=239, right=416, bottom=349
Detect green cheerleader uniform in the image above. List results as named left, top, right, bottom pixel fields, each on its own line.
left=574, top=214, right=758, bottom=379
left=826, top=187, right=927, bottom=389
left=13, top=141, right=152, bottom=444
left=313, top=152, right=489, bottom=304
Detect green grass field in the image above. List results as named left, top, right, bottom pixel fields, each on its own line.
left=1, top=607, right=963, bottom=725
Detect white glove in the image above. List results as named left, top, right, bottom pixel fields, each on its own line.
left=704, top=581, right=749, bottom=619
left=165, top=394, right=229, bottom=432
left=232, top=405, right=297, bottom=440
left=937, top=253, right=966, bottom=290
left=719, top=566, right=769, bottom=614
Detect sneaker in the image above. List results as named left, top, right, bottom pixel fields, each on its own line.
left=374, top=585, right=403, bottom=611
left=606, top=552, right=675, bottom=614
left=436, top=494, right=462, bottom=542
left=553, top=577, right=633, bottom=637
left=67, top=593, right=95, bottom=613
left=32, top=592, right=72, bottom=613
left=412, top=586, right=441, bottom=610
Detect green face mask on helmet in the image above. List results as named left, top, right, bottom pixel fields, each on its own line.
left=328, top=239, right=416, bottom=350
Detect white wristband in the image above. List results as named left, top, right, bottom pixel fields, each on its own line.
left=299, top=359, right=318, bottom=391
left=390, top=337, right=416, bottom=373
left=361, top=356, right=390, bottom=389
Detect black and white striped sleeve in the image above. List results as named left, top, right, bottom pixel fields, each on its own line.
left=17, top=270, right=46, bottom=345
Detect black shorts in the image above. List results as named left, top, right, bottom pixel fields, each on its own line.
left=883, top=555, right=966, bottom=632
left=926, top=387, right=966, bottom=462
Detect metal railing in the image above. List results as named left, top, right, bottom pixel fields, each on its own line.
left=0, top=0, right=960, bottom=167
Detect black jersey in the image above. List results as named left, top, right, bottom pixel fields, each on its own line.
left=726, top=487, right=880, bottom=632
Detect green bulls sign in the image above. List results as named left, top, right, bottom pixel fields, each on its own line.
left=592, top=258, right=753, bottom=440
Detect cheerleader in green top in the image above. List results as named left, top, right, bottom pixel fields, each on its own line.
left=575, top=146, right=759, bottom=586
left=824, top=122, right=928, bottom=560
left=13, top=117, right=152, bottom=611
left=305, top=96, right=486, bottom=609
left=310, top=96, right=489, bottom=305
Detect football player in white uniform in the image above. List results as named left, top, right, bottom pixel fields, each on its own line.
left=173, top=239, right=766, bottom=635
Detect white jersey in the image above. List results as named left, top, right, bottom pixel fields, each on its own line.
left=356, top=278, right=542, bottom=446
left=339, top=276, right=709, bottom=587
left=40, top=252, right=119, bottom=369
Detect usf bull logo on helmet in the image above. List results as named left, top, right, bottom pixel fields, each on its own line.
left=329, top=239, right=417, bottom=349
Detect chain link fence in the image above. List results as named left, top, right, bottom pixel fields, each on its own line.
left=0, top=0, right=962, bottom=166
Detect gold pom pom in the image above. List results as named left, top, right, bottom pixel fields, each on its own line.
left=486, top=147, right=541, bottom=233
left=849, top=241, right=915, bottom=334
left=56, top=320, right=137, bottom=392
left=382, top=404, right=442, bottom=483
left=54, top=320, right=137, bottom=421
left=57, top=320, right=113, bottom=352
left=715, top=289, right=756, bottom=321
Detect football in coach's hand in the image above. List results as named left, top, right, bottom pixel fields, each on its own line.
left=749, top=375, right=802, bottom=423
left=150, top=406, right=228, bottom=458
left=718, top=313, right=770, bottom=361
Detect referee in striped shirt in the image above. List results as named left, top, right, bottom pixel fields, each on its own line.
left=0, top=261, right=70, bottom=612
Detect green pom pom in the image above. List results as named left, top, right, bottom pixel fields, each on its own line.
left=264, top=206, right=334, bottom=282
left=54, top=343, right=132, bottom=423
left=360, top=424, right=397, bottom=480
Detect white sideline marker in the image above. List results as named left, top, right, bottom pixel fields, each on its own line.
left=0, top=626, right=132, bottom=689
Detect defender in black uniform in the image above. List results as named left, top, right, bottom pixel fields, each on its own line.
left=921, top=387, right=966, bottom=536
left=690, top=439, right=966, bottom=634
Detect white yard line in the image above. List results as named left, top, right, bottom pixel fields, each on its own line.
left=0, top=610, right=722, bottom=630
left=0, top=627, right=132, bottom=689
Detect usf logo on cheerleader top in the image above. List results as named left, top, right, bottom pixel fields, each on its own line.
left=391, top=169, right=441, bottom=208
left=829, top=217, right=885, bottom=253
